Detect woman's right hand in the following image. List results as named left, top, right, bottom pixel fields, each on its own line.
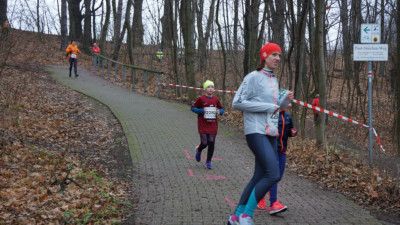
left=286, top=92, right=294, bottom=101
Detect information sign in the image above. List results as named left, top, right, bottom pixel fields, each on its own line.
left=353, top=44, right=388, bottom=61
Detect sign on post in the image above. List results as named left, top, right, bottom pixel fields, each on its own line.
left=353, top=44, right=388, bottom=61
left=361, top=24, right=380, bottom=44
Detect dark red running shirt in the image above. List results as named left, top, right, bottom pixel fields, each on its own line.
left=191, top=95, right=223, bottom=134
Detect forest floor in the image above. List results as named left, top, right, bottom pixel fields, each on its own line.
left=0, top=29, right=399, bottom=224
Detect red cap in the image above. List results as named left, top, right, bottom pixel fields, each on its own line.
left=260, top=43, right=282, bottom=62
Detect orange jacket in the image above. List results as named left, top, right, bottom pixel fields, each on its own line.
left=66, top=44, right=81, bottom=59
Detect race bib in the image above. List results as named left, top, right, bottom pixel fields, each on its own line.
left=204, top=107, right=217, bottom=119
left=267, top=111, right=279, bottom=128
left=71, top=54, right=77, bottom=59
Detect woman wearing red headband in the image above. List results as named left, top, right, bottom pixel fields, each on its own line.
left=228, top=43, right=294, bottom=225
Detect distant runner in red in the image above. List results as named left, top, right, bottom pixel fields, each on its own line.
left=92, top=43, right=100, bottom=67
left=312, top=94, right=320, bottom=125
left=191, top=80, right=224, bottom=169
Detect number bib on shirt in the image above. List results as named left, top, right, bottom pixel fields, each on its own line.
left=267, top=111, right=279, bottom=128
left=204, top=107, right=217, bottom=119
left=71, top=54, right=77, bottom=59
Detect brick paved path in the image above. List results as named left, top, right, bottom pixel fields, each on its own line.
left=47, top=65, right=382, bottom=225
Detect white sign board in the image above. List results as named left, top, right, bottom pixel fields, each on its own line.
left=353, top=44, right=388, bottom=61
left=361, top=24, right=380, bottom=43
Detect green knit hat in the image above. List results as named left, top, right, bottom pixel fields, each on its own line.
left=203, top=80, right=214, bottom=90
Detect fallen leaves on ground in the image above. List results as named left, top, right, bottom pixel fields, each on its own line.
left=1, top=31, right=133, bottom=224
left=287, top=139, right=400, bottom=215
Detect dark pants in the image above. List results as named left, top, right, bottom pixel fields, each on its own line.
left=69, top=58, right=78, bottom=75
left=268, top=151, right=286, bottom=206
left=197, top=134, right=216, bottom=162
left=237, top=134, right=280, bottom=206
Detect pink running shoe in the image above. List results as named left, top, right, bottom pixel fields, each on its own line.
left=268, top=200, right=287, bottom=215
left=257, top=197, right=267, bottom=210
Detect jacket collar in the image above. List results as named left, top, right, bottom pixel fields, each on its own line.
left=261, top=68, right=274, bottom=77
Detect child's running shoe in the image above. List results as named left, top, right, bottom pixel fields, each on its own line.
left=239, top=213, right=254, bottom=225
left=205, top=161, right=212, bottom=169
left=268, top=200, right=287, bottom=215
left=257, top=197, right=267, bottom=210
left=227, top=215, right=239, bottom=225
left=195, top=144, right=201, bottom=162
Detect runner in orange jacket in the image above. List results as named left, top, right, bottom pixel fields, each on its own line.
left=66, top=40, right=81, bottom=78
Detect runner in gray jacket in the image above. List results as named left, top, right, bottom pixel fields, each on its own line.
left=228, top=43, right=293, bottom=225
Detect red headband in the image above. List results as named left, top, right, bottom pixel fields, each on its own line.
left=260, top=43, right=282, bottom=62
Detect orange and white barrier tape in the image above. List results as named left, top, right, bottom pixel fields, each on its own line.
left=158, top=82, right=385, bottom=151
left=293, top=99, right=385, bottom=152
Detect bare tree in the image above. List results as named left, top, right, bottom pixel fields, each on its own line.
left=396, top=0, right=400, bottom=155
left=125, top=0, right=134, bottom=64
left=132, top=0, right=144, bottom=47
left=291, top=0, right=309, bottom=137
left=82, top=0, right=92, bottom=53
left=60, top=0, right=68, bottom=50
left=233, top=0, right=239, bottom=51
left=112, top=0, right=123, bottom=60
left=180, top=0, right=196, bottom=102
left=315, top=0, right=327, bottom=150
left=243, top=0, right=261, bottom=75
left=162, top=0, right=173, bottom=48
left=196, top=0, right=215, bottom=72
left=68, top=0, right=83, bottom=41
left=269, top=0, right=286, bottom=51
left=99, top=0, right=110, bottom=54
left=0, top=0, right=7, bottom=26
left=216, top=0, right=227, bottom=107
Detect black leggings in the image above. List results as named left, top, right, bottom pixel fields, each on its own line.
left=237, top=133, right=280, bottom=206
left=69, top=58, right=78, bottom=75
left=197, top=134, right=216, bottom=162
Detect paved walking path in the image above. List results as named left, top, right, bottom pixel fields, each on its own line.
left=47, top=65, right=382, bottom=225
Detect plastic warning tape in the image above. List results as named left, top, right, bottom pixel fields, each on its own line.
left=158, top=82, right=385, bottom=151
left=158, top=83, right=236, bottom=93
left=293, top=99, right=385, bottom=152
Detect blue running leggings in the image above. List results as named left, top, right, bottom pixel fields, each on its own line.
left=197, top=134, right=216, bottom=162
left=234, top=133, right=280, bottom=217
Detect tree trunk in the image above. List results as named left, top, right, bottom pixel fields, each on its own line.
left=162, top=0, right=173, bottom=48
left=68, top=0, right=83, bottom=41
left=60, top=0, right=68, bottom=50
left=269, top=0, right=286, bottom=51
left=180, top=0, right=196, bottom=102
left=0, top=0, right=7, bottom=26
left=197, top=0, right=215, bottom=72
left=82, top=0, right=92, bottom=53
left=92, top=0, right=97, bottom=42
left=216, top=0, right=227, bottom=107
left=315, top=0, right=327, bottom=151
left=233, top=0, right=239, bottom=51
left=132, top=0, right=144, bottom=47
left=171, top=0, right=181, bottom=97
left=112, top=0, right=123, bottom=61
left=125, top=0, right=134, bottom=64
left=396, top=0, right=400, bottom=155
left=339, top=0, right=352, bottom=114
left=36, top=0, right=40, bottom=34
left=243, top=0, right=260, bottom=76
left=100, top=0, right=111, bottom=55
